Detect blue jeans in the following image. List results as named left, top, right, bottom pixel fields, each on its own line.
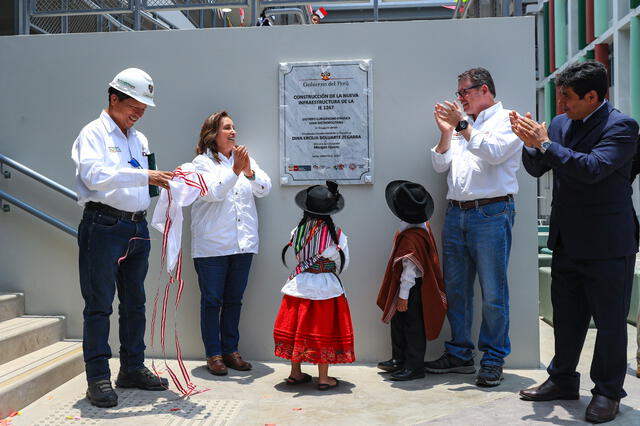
left=442, top=199, right=515, bottom=366
left=78, top=209, right=149, bottom=382
left=193, top=254, right=253, bottom=357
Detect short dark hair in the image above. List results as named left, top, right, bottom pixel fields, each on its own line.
left=555, top=60, right=608, bottom=101
left=458, top=67, right=496, bottom=97
left=107, top=86, right=132, bottom=103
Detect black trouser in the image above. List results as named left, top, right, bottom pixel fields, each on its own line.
left=391, top=278, right=426, bottom=371
left=547, top=244, right=634, bottom=400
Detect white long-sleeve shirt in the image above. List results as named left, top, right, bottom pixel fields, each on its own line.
left=190, top=150, right=271, bottom=258
left=71, top=110, right=150, bottom=212
left=430, top=102, right=522, bottom=201
left=280, top=231, right=349, bottom=300
left=398, top=221, right=426, bottom=300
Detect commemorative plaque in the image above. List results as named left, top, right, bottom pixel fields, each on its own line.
left=279, top=59, right=373, bottom=185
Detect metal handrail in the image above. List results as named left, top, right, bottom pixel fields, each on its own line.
left=0, top=190, right=77, bottom=237
left=0, top=153, right=78, bottom=238
left=0, top=154, right=78, bottom=201
left=263, top=7, right=307, bottom=25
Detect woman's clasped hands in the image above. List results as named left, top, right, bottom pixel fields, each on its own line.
left=232, top=145, right=252, bottom=177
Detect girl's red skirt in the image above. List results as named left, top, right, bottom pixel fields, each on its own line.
left=273, top=294, right=355, bottom=364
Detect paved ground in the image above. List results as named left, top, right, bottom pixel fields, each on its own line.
left=6, top=321, right=640, bottom=425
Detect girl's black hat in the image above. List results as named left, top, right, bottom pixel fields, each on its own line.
left=295, top=180, right=345, bottom=215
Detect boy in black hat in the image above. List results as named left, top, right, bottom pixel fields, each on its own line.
left=376, top=181, right=447, bottom=381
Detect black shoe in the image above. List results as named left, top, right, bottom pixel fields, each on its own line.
left=585, top=394, right=619, bottom=423
left=115, top=367, right=169, bottom=391
left=424, top=353, right=475, bottom=374
left=519, top=378, right=579, bottom=401
left=86, top=379, right=118, bottom=408
left=476, top=364, right=503, bottom=387
left=377, top=358, right=404, bottom=373
left=390, top=368, right=425, bottom=381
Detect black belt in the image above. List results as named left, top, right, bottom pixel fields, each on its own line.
left=449, top=195, right=513, bottom=210
left=85, top=201, right=147, bottom=222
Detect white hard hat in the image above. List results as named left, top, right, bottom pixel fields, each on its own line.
left=108, top=68, right=156, bottom=107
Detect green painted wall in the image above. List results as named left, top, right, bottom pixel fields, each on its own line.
left=594, top=0, right=609, bottom=37
left=554, top=0, right=568, bottom=67
left=578, top=0, right=586, bottom=49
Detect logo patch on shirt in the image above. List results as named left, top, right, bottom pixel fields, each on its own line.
left=108, top=146, right=121, bottom=153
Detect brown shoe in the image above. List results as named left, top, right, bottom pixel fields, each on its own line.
left=206, top=355, right=228, bottom=376
left=637, top=363, right=640, bottom=378
left=585, top=394, right=619, bottom=423
left=222, top=352, right=252, bottom=371
left=519, top=378, right=579, bottom=401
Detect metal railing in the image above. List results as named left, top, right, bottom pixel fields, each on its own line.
left=22, top=0, right=453, bottom=34
left=0, top=154, right=78, bottom=238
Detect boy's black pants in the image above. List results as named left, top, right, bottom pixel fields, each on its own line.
left=391, top=278, right=426, bottom=371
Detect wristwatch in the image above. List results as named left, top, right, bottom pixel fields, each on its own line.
left=539, top=141, right=551, bottom=154
left=455, top=120, right=469, bottom=133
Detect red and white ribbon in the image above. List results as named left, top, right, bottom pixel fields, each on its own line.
left=150, top=167, right=209, bottom=396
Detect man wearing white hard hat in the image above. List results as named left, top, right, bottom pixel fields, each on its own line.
left=71, top=68, right=174, bottom=407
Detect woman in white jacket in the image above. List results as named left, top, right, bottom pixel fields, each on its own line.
left=190, top=111, right=271, bottom=376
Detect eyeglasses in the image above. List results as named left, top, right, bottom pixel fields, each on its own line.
left=455, top=84, right=482, bottom=98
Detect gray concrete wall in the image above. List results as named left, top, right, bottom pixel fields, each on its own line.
left=0, top=17, right=539, bottom=367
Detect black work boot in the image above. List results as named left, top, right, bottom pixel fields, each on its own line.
left=115, top=366, right=169, bottom=391
left=86, top=379, right=118, bottom=408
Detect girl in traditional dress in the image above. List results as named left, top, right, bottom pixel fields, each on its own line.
left=273, top=181, right=355, bottom=390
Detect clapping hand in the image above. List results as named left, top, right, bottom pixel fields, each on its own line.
left=510, top=111, right=548, bottom=149
left=232, top=145, right=251, bottom=176
left=434, top=101, right=463, bottom=133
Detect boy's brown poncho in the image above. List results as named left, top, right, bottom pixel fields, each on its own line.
left=376, top=225, right=447, bottom=341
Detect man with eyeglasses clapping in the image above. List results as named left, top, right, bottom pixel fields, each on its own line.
left=424, top=67, right=523, bottom=388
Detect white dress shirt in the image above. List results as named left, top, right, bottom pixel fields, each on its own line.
left=190, top=150, right=271, bottom=258
left=398, top=221, right=426, bottom=300
left=431, top=102, right=523, bottom=201
left=280, top=231, right=349, bottom=300
left=71, top=110, right=150, bottom=212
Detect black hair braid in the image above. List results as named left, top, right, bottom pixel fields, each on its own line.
left=322, top=215, right=345, bottom=273
left=281, top=212, right=313, bottom=268
left=281, top=212, right=345, bottom=273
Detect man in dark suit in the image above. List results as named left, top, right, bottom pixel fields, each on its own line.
left=510, top=61, right=639, bottom=423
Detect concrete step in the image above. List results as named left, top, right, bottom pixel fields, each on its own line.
left=0, top=292, right=25, bottom=322
left=0, top=315, right=65, bottom=365
left=0, top=340, right=83, bottom=419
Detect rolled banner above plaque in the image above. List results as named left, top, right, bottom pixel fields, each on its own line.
left=279, top=59, right=373, bottom=185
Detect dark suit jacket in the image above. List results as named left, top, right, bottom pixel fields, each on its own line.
left=522, top=103, right=639, bottom=259
left=631, top=133, right=640, bottom=182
